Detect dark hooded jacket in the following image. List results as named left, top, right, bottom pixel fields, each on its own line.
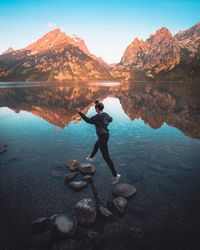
left=78, top=111, right=113, bottom=136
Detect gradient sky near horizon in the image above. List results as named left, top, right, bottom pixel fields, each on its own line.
left=0, top=0, right=199, bottom=63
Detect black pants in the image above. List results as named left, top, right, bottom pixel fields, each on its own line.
left=90, top=133, right=117, bottom=177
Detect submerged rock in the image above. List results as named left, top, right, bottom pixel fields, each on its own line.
left=99, top=206, right=113, bottom=218
left=83, top=175, right=92, bottom=181
left=68, top=180, right=88, bottom=191
left=64, top=172, right=77, bottom=183
left=74, top=198, right=97, bottom=225
left=85, top=229, right=100, bottom=241
left=11, top=156, right=19, bottom=160
left=113, top=196, right=127, bottom=215
left=79, top=163, right=96, bottom=175
left=65, top=159, right=80, bottom=171
left=51, top=214, right=77, bottom=239
left=51, top=169, right=62, bottom=178
left=0, top=148, right=6, bottom=154
left=112, top=183, right=136, bottom=198
left=31, top=217, right=50, bottom=233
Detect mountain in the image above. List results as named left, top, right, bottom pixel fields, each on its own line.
left=71, top=34, right=110, bottom=69
left=0, top=29, right=111, bottom=82
left=0, top=23, right=199, bottom=82
left=158, top=22, right=200, bottom=81
left=111, top=22, right=200, bottom=81
left=1, top=47, right=15, bottom=55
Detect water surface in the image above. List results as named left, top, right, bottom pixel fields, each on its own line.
left=0, top=81, right=200, bottom=249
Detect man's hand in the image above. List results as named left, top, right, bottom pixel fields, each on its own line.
left=76, top=108, right=81, bottom=113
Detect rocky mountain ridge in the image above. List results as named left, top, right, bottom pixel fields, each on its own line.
left=0, top=22, right=199, bottom=82
left=112, top=22, right=200, bottom=81
left=0, top=29, right=111, bottom=82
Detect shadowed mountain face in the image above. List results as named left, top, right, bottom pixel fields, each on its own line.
left=0, top=23, right=200, bottom=82
left=0, top=83, right=199, bottom=139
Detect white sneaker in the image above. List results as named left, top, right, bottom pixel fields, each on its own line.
left=86, top=156, right=94, bottom=162
left=112, top=174, right=121, bottom=185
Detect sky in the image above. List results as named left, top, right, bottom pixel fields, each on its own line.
left=0, top=0, right=199, bottom=63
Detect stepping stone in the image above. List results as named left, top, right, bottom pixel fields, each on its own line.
left=74, top=198, right=97, bottom=225
left=64, top=172, right=77, bottom=183
left=68, top=180, right=88, bottom=191
left=51, top=213, right=77, bottom=239
left=65, top=159, right=80, bottom=171
left=112, top=183, right=136, bottom=198
left=83, top=175, right=92, bottom=181
left=113, top=196, right=127, bottom=215
left=99, top=206, right=113, bottom=218
left=79, top=163, right=96, bottom=175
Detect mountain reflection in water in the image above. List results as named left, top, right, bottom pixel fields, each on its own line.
left=0, top=82, right=200, bottom=250
left=0, top=82, right=199, bottom=139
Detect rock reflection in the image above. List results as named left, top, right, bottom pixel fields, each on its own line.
left=0, top=82, right=199, bottom=138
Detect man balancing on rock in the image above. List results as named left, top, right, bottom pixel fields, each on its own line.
left=77, top=99, right=121, bottom=185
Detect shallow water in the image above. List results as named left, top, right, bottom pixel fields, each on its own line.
left=0, top=81, right=200, bottom=249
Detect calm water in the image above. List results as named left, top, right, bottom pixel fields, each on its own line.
left=0, top=82, right=200, bottom=249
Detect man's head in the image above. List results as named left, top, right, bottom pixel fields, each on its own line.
left=94, top=99, right=104, bottom=113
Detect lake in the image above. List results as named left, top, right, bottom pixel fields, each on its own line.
left=0, top=81, right=200, bottom=250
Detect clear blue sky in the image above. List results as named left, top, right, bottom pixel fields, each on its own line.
left=0, top=0, right=199, bottom=63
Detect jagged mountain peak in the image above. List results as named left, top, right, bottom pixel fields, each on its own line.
left=156, top=26, right=171, bottom=33
left=175, top=21, right=200, bottom=42
left=0, top=28, right=111, bottom=82
left=45, top=28, right=62, bottom=36
left=71, top=34, right=109, bottom=68
left=72, top=34, right=84, bottom=42
left=71, top=34, right=90, bottom=54
left=132, top=37, right=141, bottom=44
left=148, top=27, right=173, bottom=42
left=2, top=47, right=15, bottom=55
left=0, top=22, right=199, bottom=82
left=24, top=28, right=73, bottom=54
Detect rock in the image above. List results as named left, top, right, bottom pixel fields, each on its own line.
left=68, top=180, right=88, bottom=191
left=0, top=148, right=6, bottom=154
left=113, top=196, right=127, bottom=215
left=112, top=183, right=136, bottom=198
left=79, top=163, right=96, bottom=175
left=65, top=159, right=80, bottom=171
left=74, top=198, right=97, bottom=225
left=85, top=229, right=100, bottom=241
left=31, top=217, right=50, bottom=233
left=51, top=214, right=77, bottom=239
left=64, top=172, right=77, bottom=183
left=83, top=175, right=92, bottom=181
left=51, top=169, right=62, bottom=178
left=99, top=206, right=113, bottom=218
left=112, top=27, right=182, bottom=81
left=11, top=156, right=19, bottom=160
